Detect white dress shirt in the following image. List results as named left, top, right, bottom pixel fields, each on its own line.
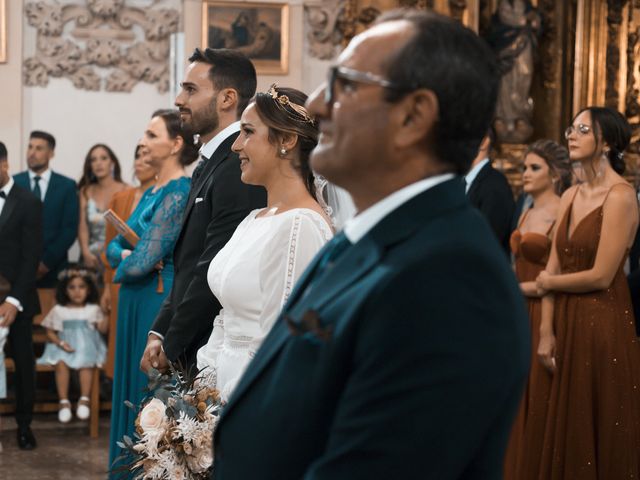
left=464, top=158, right=489, bottom=194
left=343, top=173, right=455, bottom=244
left=28, top=168, right=52, bottom=201
left=0, top=177, right=23, bottom=312
left=199, top=121, right=241, bottom=160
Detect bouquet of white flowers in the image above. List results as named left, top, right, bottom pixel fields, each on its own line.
left=112, top=367, right=220, bottom=479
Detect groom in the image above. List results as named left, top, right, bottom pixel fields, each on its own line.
left=213, top=10, right=530, bottom=479
left=141, top=48, right=266, bottom=371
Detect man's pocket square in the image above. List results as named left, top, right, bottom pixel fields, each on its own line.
left=195, top=197, right=204, bottom=204
left=285, top=309, right=333, bottom=342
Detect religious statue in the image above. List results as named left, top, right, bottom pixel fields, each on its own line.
left=486, top=0, right=542, bottom=144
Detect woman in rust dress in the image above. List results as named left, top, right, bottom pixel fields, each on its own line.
left=100, top=145, right=155, bottom=378
left=536, top=106, right=640, bottom=479
left=504, top=139, right=572, bottom=480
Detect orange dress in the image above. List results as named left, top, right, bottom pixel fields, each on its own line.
left=539, top=186, right=640, bottom=479
left=101, top=187, right=137, bottom=378
left=504, top=213, right=554, bottom=480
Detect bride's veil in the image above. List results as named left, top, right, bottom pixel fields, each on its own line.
left=314, top=175, right=357, bottom=230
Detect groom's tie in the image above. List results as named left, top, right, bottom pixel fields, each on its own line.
left=191, top=155, right=207, bottom=183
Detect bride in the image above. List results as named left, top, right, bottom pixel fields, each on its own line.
left=196, top=86, right=335, bottom=401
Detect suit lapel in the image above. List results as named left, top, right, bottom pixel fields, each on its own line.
left=224, top=237, right=381, bottom=414
left=42, top=172, right=58, bottom=204
left=221, top=178, right=468, bottom=419
left=467, top=161, right=491, bottom=200
left=0, top=187, right=20, bottom=234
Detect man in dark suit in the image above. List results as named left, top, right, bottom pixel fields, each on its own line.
left=13, top=131, right=78, bottom=288
left=213, top=10, right=530, bottom=479
left=465, top=129, right=515, bottom=254
left=0, top=142, right=43, bottom=449
left=140, top=48, right=266, bottom=371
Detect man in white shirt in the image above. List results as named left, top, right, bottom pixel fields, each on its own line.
left=465, top=128, right=515, bottom=254
left=0, top=142, right=42, bottom=450
left=212, top=9, right=530, bottom=480
left=14, top=131, right=78, bottom=288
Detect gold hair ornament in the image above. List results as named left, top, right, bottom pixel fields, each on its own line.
left=267, top=84, right=314, bottom=124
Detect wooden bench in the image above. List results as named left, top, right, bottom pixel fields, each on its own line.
left=1, top=289, right=110, bottom=437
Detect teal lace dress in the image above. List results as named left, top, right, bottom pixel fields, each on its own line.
left=106, top=177, right=189, bottom=475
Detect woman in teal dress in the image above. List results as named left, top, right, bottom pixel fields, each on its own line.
left=107, top=109, right=198, bottom=476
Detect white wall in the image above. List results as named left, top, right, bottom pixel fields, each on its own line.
left=1, top=0, right=340, bottom=179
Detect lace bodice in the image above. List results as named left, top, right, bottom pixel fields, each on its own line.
left=106, top=177, right=190, bottom=284
left=196, top=207, right=333, bottom=399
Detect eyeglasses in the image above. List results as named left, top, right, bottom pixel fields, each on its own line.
left=564, top=123, right=592, bottom=139
left=324, top=65, right=411, bottom=106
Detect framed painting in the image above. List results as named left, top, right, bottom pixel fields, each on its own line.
left=0, top=0, right=6, bottom=63
left=202, top=1, right=289, bottom=75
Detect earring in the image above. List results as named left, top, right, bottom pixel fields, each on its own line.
left=280, top=148, right=287, bottom=156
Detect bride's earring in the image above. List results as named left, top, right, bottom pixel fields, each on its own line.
left=280, top=147, right=287, bottom=156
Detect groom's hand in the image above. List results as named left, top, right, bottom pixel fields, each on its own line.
left=140, top=333, right=169, bottom=373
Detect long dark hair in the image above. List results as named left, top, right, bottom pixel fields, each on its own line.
left=251, top=86, right=319, bottom=200
left=78, top=143, right=123, bottom=191
left=151, top=109, right=199, bottom=166
left=574, top=106, right=630, bottom=175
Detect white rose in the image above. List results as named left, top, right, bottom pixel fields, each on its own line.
left=197, top=449, right=213, bottom=472
left=138, top=398, right=167, bottom=435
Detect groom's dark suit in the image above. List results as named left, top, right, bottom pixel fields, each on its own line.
left=214, top=178, right=530, bottom=479
left=151, top=133, right=266, bottom=363
left=0, top=182, right=42, bottom=428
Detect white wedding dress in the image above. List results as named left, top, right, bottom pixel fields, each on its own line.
left=196, top=208, right=333, bottom=401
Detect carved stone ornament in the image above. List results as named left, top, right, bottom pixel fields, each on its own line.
left=23, top=0, right=179, bottom=92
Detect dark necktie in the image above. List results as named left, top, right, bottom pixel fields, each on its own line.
left=192, top=156, right=207, bottom=182
left=307, top=232, right=352, bottom=290
left=32, top=176, right=42, bottom=201
left=0, top=191, right=6, bottom=199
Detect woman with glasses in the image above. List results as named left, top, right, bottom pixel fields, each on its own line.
left=504, top=139, right=572, bottom=480
left=535, top=106, right=640, bottom=479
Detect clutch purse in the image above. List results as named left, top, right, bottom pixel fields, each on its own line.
left=0, top=273, right=10, bottom=304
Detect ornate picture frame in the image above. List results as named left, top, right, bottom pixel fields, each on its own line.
left=0, top=0, right=6, bottom=63
left=202, top=1, right=289, bottom=75
left=202, top=0, right=289, bottom=75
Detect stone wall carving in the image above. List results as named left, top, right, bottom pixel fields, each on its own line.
left=304, top=0, right=475, bottom=59
left=23, top=0, right=179, bottom=92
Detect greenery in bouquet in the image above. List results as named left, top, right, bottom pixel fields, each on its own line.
left=112, top=365, right=221, bottom=479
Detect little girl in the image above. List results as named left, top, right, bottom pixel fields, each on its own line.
left=38, top=267, right=108, bottom=423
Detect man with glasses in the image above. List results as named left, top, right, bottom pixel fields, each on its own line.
left=212, top=10, right=530, bottom=479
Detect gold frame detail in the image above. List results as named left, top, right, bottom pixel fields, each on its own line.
left=0, top=0, right=6, bottom=63
left=201, top=1, right=289, bottom=75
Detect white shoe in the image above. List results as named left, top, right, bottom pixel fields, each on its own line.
left=76, top=397, right=90, bottom=420
left=58, top=401, right=72, bottom=423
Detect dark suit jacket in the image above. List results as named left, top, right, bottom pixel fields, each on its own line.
left=467, top=161, right=515, bottom=255
left=213, top=178, right=530, bottom=480
left=0, top=183, right=43, bottom=317
left=14, top=171, right=78, bottom=288
left=151, top=133, right=266, bottom=363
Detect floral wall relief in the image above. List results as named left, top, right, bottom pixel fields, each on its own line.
left=23, top=0, right=180, bottom=92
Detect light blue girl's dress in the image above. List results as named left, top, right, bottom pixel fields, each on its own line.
left=37, top=304, right=107, bottom=368
left=106, top=177, right=190, bottom=476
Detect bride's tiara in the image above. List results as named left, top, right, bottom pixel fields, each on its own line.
left=267, top=84, right=314, bottom=124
